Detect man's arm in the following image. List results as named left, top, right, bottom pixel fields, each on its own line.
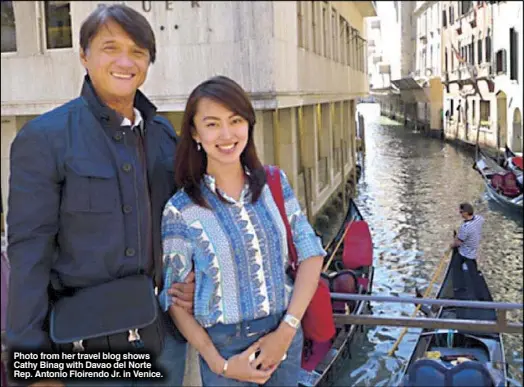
left=6, top=123, right=60, bottom=351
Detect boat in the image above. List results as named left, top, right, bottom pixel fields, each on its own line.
left=502, top=145, right=523, bottom=179
left=474, top=147, right=523, bottom=211
left=400, top=249, right=507, bottom=386
left=298, top=198, right=374, bottom=387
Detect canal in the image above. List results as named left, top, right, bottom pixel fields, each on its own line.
left=337, top=105, right=523, bottom=386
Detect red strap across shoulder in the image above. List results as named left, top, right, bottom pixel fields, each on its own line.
left=264, top=166, right=298, bottom=271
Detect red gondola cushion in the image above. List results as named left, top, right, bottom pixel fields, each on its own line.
left=342, top=221, right=373, bottom=270
left=510, top=156, right=523, bottom=170
left=502, top=172, right=521, bottom=197
left=490, top=173, right=504, bottom=190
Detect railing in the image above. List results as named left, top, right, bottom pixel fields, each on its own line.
left=330, top=293, right=523, bottom=334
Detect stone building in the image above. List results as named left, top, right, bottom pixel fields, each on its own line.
left=1, top=0, right=376, bottom=230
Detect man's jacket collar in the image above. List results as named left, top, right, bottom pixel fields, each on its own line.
left=80, top=74, right=157, bottom=127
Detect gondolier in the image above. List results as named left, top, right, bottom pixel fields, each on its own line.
left=450, top=203, right=486, bottom=300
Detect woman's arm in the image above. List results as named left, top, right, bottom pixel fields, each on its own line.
left=161, top=200, right=274, bottom=384
left=168, top=305, right=224, bottom=374
left=254, top=169, right=326, bottom=369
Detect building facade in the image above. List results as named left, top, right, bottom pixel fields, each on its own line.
left=367, top=1, right=417, bottom=124
left=491, top=0, right=523, bottom=153
left=1, top=0, right=376, bottom=230
left=441, top=0, right=498, bottom=148
left=413, top=0, right=444, bottom=136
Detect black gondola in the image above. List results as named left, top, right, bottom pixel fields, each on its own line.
left=474, top=147, right=523, bottom=211
left=400, top=249, right=507, bottom=386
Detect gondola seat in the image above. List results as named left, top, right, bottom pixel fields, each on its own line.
left=490, top=172, right=521, bottom=197
left=321, top=270, right=358, bottom=313
left=490, top=174, right=504, bottom=190
left=405, top=358, right=497, bottom=387
left=501, top=172, right=521, bottom=197
left=447, top=361, right=496, bottom=386
left=405, top=359, right=447, bottom=386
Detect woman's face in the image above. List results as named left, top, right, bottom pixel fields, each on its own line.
left=192, top=97, right=249, bottom=171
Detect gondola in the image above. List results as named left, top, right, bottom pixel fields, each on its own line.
left=474, top=147, right=523, bottom=211
left=298, top=198, right=374, bottom=387
left=400, top=249, right=507, bottom=386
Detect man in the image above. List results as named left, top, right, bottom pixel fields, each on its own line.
left=450, top=202, right=486, bottom=300
left=6, top=4, right=193, bottom=386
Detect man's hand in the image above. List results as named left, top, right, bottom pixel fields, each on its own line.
left=167, top=271, right=195, bottom=313
left=29, top=380, right=64, bottom=387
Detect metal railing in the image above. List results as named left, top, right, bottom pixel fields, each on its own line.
left=331, top=293, right=523, bottom=335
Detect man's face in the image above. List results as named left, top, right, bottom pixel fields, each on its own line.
left=80, top=19, right=150, bottom=103
left=459, top=209, right=468, bottom=220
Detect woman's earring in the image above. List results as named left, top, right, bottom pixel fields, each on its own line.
left=196, top=142, right=202, bottom=151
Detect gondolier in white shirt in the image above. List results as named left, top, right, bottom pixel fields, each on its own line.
left=450, top=202, right=487, bottom=300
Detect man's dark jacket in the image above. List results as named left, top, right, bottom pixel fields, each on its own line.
left=6, top=76, right=178, bottom=350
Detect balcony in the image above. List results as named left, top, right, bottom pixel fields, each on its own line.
left=466, top=7, right=477, bottom=28
left=368, top=39, right=376, bottom=48
left=372, top=55, right=382, bottom=64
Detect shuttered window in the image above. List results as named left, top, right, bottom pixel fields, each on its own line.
left=477, top=39, right=483, bottom=64
left=495, top=49, right=506, bottom=74
left=510, top=28, right=518, bottom=81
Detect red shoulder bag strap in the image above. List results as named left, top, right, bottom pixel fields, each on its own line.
left=264, top=166, right=298, bottom=273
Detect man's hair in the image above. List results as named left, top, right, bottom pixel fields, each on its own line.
left=79, top=4, right=156, bottom=63
left=459, top=202, right=474, bottom=215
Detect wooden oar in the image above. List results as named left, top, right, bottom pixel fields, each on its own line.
left=387, top=248, right=452, bottom=357
left=322, top=219, right=353, bottom=273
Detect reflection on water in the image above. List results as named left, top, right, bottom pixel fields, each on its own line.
left=336, top=106, right=523, bottom=386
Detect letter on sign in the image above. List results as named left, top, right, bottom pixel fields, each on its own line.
left=142, top=1, right=151, bottom=12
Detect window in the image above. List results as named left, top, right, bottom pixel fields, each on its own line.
left=297, top=1, right=304, bottom=48
left=311, top=2, right=318, bottom=54
left=340, top=17, right=346, bottom=65
left=480, top=100, right=490, bottom=124
left=485, top=35, right=491, bottom=63
left=469, top=42, right=474, bottom=65
left=461, top=1, right=472, bottom=15
left=477, top=38, right=483, bottom=64
left=495, top=49, right=507, bottom=74
left=346, top=24, right=351, bottom=66
left=1, top=0, right=17, bottom=52
left=322, top=2, right=329, bottom=57
left=510, top=27, right=518, bottom=81
left=45, top=1, right=73, bottom=49
left=445, top=48, right=449, bottom=72
left=450, top=5, right=455, bottom=25
left=331, top=8, right=337, bottom=61
left=472, top=100, right=476, bottom=123
left=443, top=9, right=447, bottom=28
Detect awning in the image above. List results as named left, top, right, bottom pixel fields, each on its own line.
left=391, top=77, right=429, bottom=103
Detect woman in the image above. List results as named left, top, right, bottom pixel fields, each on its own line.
left=160, top=76, right=325, bottom=386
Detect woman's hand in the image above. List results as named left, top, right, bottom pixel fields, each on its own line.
left=212, top=341, right=276, bottom=384
left=252, top=323, right=296, bottom=371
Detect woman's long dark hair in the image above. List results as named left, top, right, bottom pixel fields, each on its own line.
left=174, top=76, right=266, bottom=208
